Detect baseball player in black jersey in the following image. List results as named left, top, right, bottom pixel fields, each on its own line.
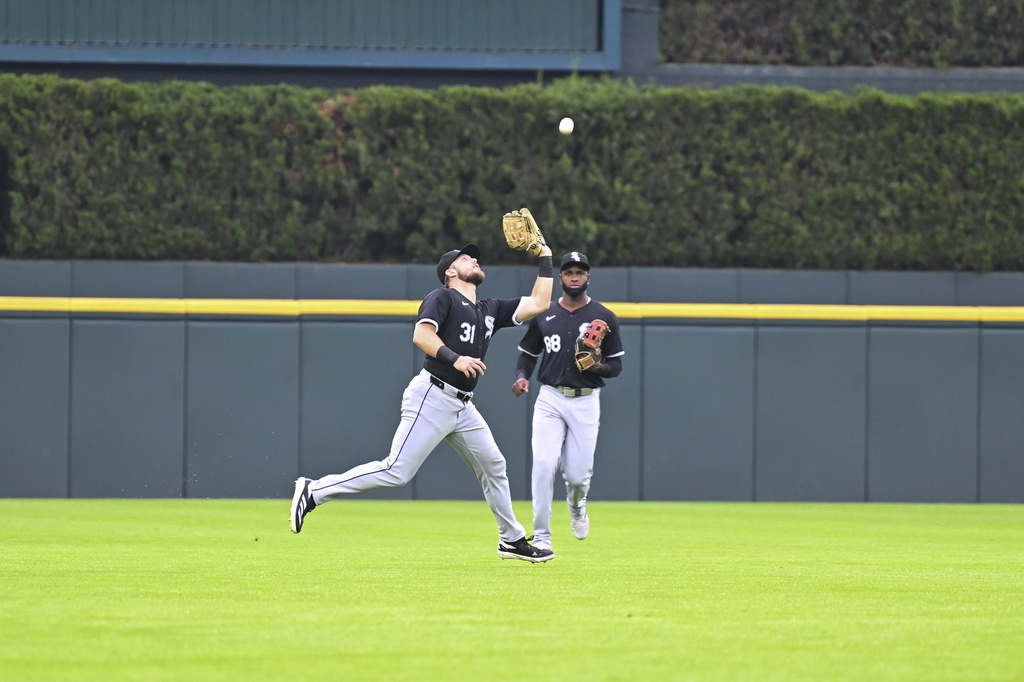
left=512, top=252, right=624, bottom=551
left=291, top=241, right=556, bottom=563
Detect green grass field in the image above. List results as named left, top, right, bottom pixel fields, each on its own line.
left=1, top=499, right=1021, bottom=681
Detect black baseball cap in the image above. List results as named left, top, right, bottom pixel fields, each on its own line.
left=560, top=251, right=590, bottom=272
left=437, top=243, right=481, bottom=284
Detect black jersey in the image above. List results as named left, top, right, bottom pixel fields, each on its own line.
left=517, top=299, right=624, bottom=389
left=418, top=287, right=523, bottom=392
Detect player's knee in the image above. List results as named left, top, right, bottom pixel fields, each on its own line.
left=381, top=463, right=415, bottom=487
left=564, top=473, right=592, bottom=488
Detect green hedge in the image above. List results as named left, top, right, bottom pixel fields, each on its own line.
left=2, top=74, right=1024, bottom=270
left=0, top=76, right=349, bottom=261
left=661, top=0, right=1024, bottom=67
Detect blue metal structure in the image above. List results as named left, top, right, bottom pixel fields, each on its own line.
left=0, top=0, right=621, bottom=71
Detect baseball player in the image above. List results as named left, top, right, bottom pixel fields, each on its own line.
left=291, top=210, right=556, bottom=563
left=512, top=251, right=624, bottom=551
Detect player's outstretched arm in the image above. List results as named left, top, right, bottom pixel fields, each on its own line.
left=515, top=244, right=554, bottom=323
left=503, top=207, right=553, bottom=323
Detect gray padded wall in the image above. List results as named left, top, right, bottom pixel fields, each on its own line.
left=978, top=329, right=1024, bottom=502
left=590, top=323, right=643, bottom=501
left=643, top=325, right=755, bottom=501
left=299, top=320, right=413, bottom=500
left=849, top=272, right=955, bottom=305
left=631, top=268, right=738, bottom=303
left=0, top=318, right=70, bottom=497
left=73, top=260, right=185, bottom=297
left=184, top=262, right=297, bottom=299
left=755, top=326, right=867, bottom=502
left=867, top=327, right=979, bottom=502
left=740, top=270, right=848, bottom=304
left=956, top=273, right=1024, bottom=306
left=185, top=321, right=299, bottom=498
left=3, top=260, right=1024, bottom=503
left=0, top=260, right=72, bottom=296
left=298, top=263, right=409, bottom=300
left=69, top=320, right=185, bottom=497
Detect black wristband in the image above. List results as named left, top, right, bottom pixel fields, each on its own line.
left=436, top=345, right=460, bottom=365
left=538, top=255, right=553, bottom=278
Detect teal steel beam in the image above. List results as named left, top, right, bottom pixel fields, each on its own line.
left=0, top=0, right=621, bottom=72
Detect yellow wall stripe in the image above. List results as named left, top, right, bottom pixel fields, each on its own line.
left=3, top=297, right=1024, bottom=322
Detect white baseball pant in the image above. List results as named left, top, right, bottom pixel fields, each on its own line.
left=310, top=370, right=527, bottom=543
left=530, top=384, right=601, bottom=548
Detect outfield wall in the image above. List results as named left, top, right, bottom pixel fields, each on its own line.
left=2, top=260, right=1023, bottom=503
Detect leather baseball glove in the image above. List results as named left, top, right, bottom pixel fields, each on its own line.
left=574, top=319, right=609, bottom=372
left=502, top=207, right=546, bottom=257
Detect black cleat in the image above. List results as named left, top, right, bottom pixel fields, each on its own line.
left=289, top=477, right=316, bottom=534
left=497, top=536, right=555, bottom=563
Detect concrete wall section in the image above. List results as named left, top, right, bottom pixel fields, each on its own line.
left=69, top=320, right=186, bottom=497
left=739, top=270, right=848, bottom=305
left=72, top=261, right=185, bottom=298
left=2, top=261, right=1024, bottom=503
left=185, top=321, right=300, bottom=498
left=590, top=323, right=643, bottom=501
left=0, top=260, right=72, bottom=296
left=755, top=326, right=867, bottom=502
left=631, top=268, right=739, bottom=304
left=7, top=260, right=1024, bottom=306
left=867, top=328, right=979, bottom=502
left=956, top=272, right=1024, bottom=306
left=298, top=263, right=410, bottom=301
left=849, top=272, right=955, bottom=306
left=299, top=320, right=414, bottom=500
left=643, top=326, right=755, bottom=501
left=184, top=262, right=297, bottom=299
left=0, top=318, right=70, bottom=497
left=978, top=329, right=1024, bottom=503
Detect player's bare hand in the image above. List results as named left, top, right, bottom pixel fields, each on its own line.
left=455, top=356, right=486, bottom=378
left=512, top=378, right=530, bottom=397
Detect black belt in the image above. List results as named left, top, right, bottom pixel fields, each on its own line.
left=430, top=375, right=473, bottom=403
left=554, top=385, right=596, bottom=397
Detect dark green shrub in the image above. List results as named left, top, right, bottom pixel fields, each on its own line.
left=2, top=74, right=1024, bottom=271
left=661, top=0, right=1024, bottom=67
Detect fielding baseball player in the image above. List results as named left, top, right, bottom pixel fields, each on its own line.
left=512, top=251, right=624, bottom=551
left=291, top=209, right=557, bottom=563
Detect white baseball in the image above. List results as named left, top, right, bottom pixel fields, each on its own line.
left=558, top=117, right=574, bottom=135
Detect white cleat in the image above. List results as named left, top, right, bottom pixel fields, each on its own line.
left=569, top=503, right=589, bottom=540
left=290, top=477, right=316, bottom=534
left=528, top=534, right=552, bottom=551
left=571, top=514, right=589, bottom=540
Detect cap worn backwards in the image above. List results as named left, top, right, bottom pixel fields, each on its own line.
left=437, top=243, right=482, bottom=284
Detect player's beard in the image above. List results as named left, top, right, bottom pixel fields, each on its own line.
left=460, top=270, right=485, bottom=286
left=562, top=280, right=588, bottom=299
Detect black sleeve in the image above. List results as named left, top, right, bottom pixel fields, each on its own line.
left=517, top=317, right=543, bottom=356
left=516, top=352, right=538, bottom=381
left=591, top=355, right=622, bottom=379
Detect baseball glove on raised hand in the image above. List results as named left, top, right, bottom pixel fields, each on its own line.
left=574, top=319, right=609, bottom=372
left=502, top=207, right=546, bottom=257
